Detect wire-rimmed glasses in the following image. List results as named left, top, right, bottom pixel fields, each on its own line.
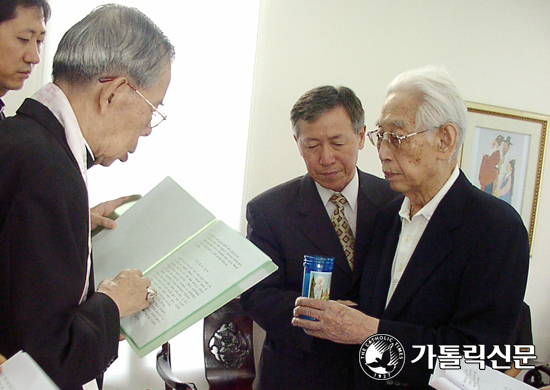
left=366, top=128, right=436, bottom=149
left=98, top=77, right=167, bottom=128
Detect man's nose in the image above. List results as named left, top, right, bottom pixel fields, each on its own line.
left=141, top=126, right=152, bottom=137
left=377, top=139, right=393, bottom=161
left=319, top=145, right=336, bottom=165
left=24, top=43, right=41, bottom=65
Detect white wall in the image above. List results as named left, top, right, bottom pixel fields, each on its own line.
left=243, top=0, right=550, bottom=366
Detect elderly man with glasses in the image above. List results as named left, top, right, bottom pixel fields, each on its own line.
left=0, top=5, right=174, bottom=390
left=293, top=65, right=529, bottom=389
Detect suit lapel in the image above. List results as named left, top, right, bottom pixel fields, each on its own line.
left=295, top=175, right=353, bottom=277
left=383, top=217, right=452, bottom=318
left=354, top=176, right=370, bottom=260
left=354, top=171, right=398, bottom=280
left=353, top=188, right=370, bottom=283
left=369, top=213, right=401, bottom=316
left=17, top=98, right=80, bottom=171
left=383, top=173, right=468, bottom=319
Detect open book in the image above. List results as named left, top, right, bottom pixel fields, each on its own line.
left=0, top=351, right=60, bottom=390
left=429, top=358, right=533, bottom=390
left=92, top=177, right=277, bottom=358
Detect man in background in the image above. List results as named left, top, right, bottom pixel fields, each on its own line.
left=293, top=66, right=529, bottom=389
left=241, top=86, right=397, bottom=389
left=0, top=5, right=174, bottom=389
left=0, top=0, right=49, bottom=119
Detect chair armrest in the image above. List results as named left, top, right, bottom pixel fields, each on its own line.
left=156, top=343, right=198, bottom=390
left=524, top=365, right=550, bottom=388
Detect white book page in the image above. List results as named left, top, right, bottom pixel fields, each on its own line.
left=429, top=359, right=533, bottom=390
left=92, top=177, right=215, bottom=286
left=121, top=220, right=275, bottom=351
left=0, top=351, right=60, bottom=390
left=429, top=377, right=462, bottom=390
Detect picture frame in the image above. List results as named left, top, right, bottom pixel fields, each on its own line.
left=460, top=102, right=549, bottom=248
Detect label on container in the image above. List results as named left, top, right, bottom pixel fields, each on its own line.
left=303, top=271, right=332, bottom=300
left=301, top=255, right=334, bottom=321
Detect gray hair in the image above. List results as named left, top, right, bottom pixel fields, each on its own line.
left=53, top=4, right=175, bottom=89
left=290, top=85, right=365, bottom=138
left=386, top=65, right=467, bottom=159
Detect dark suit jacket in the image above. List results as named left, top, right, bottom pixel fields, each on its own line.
left=355, top=171, right=529, bottom=389
left=0, top=99, right=120, bottom=390
left=240, top=170, right=398, bottom=389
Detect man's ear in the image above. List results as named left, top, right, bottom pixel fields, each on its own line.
left=358, top=125, right=366, bottom=150
left=435, top=123, right=458, bottom=159
left=98, top=77, right=128, bottom=114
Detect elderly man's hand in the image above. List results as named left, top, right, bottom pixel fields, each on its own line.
left=90, top=196, right=132, bottom=230
left=292, top=297, right=379, bottom=345
left=97, top=269, right=152, bottom=318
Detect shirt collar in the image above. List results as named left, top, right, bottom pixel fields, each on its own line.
left=31, top=83, right=95, bottom=179
left=399, top=165, right=460, bottom=222
left=315, top=168, right=359, bottom=212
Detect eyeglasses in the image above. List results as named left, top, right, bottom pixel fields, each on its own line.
left=367, top=127, right=436, bottom=149
left=98, top=77, right=167, bottom=128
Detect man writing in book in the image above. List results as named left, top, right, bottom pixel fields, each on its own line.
left=0, top=5, right=174, bottom=390
left=240, top=86, right=398, bottom=389
left=292, top=66, right=529, bottom=389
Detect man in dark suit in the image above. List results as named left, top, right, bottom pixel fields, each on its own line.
left=240, top=86, right=398, bottom=389
left=293, top=66, right=529, bottom=389
left=0, top=5, right=174, bottom=389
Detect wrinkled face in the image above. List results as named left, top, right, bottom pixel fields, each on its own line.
left=0, top=6, right=46, bottom=96
left=295, top=105, right=365, bottom=192
left=377, top=91, right=438, bottom=198
left=94, top=62, right=172, bottom=166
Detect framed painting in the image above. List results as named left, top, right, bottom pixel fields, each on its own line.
left=460, top=102, right=549, bottom=248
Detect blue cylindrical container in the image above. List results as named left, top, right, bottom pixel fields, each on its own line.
left=301, top=255, right=334, bottom=320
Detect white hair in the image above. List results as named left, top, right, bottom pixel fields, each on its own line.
left=387, top=65, right=467, bottom=159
